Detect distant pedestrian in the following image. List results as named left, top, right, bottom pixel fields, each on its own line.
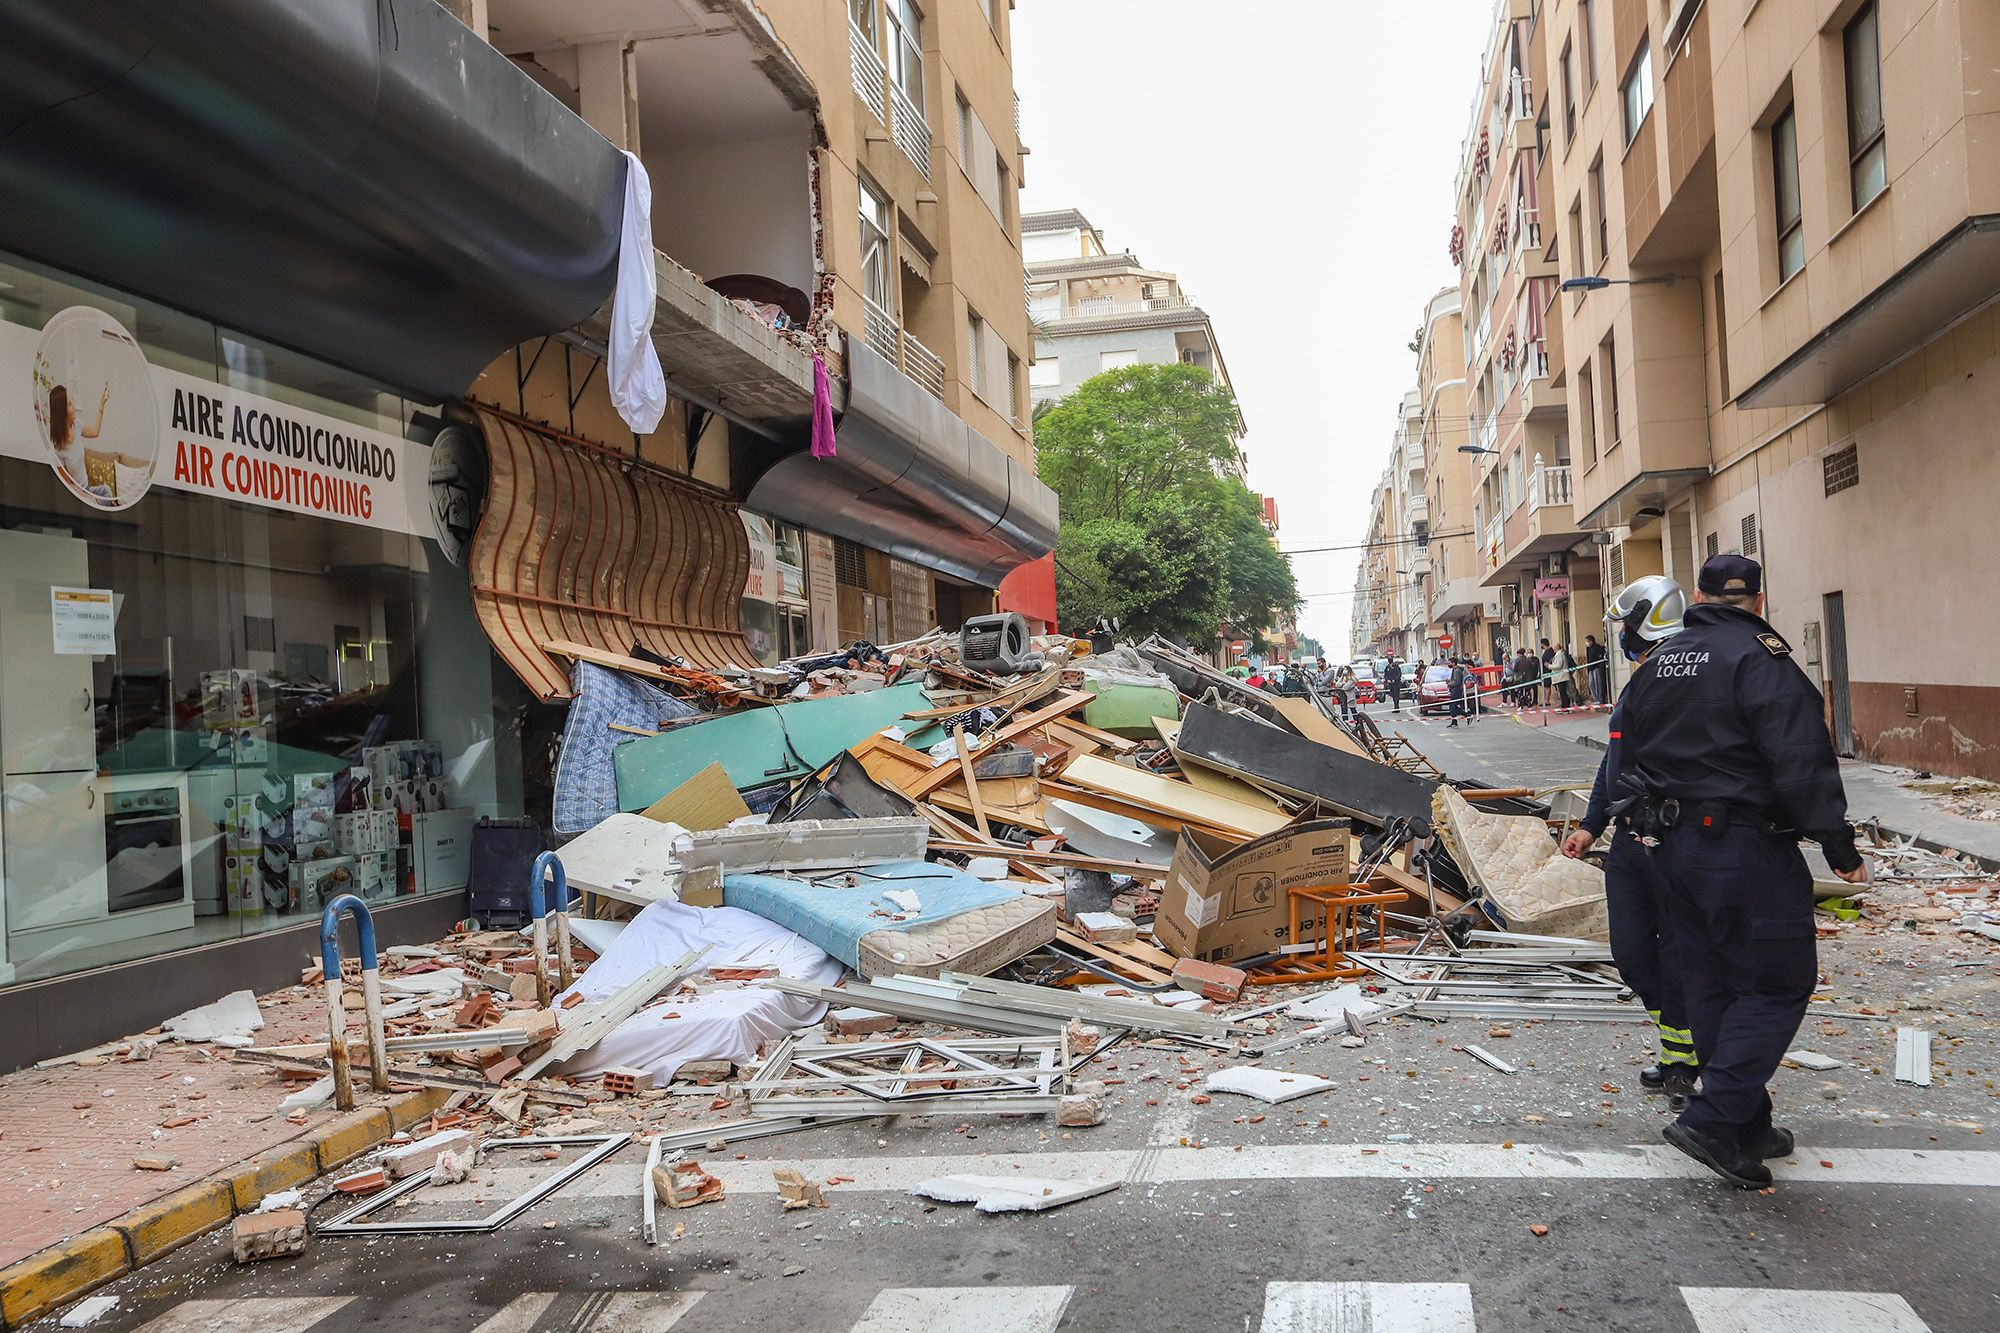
left=1447, top=657, right=1471, bottom=728
left=1539, top=639, right=1556, bottom=707
left=1384, top=655, right=1405, bottom=713
left=1553, top=643, right=1578, bottom=709
left=1585, top=635, right=1608, bottom=704
left=1512, top=647, right=1539, bottom=708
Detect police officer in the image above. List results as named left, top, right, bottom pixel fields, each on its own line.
left=1619, top=554, right=1868, bottom=1188
left=1560, top=575, right=1700, bottom=1106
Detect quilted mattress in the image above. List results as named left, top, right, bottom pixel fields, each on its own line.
left=1432, top=786, right=1608, bottom=940
left=857, top=892, right=1057, bottom=980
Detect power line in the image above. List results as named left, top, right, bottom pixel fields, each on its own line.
left=1280, top=528, right=1474, bottom=556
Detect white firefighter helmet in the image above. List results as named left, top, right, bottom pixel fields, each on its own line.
left=1606, top=574, right=1687, bottom=645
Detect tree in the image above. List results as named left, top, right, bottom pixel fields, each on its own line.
left=1035, top=364, right=1299, bottom=641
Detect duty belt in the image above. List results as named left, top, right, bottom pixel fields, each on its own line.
left=1656, top=799, right=1786, bottom=836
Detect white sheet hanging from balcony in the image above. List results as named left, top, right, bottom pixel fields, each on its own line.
left=609, top=150, right=669, bottom=436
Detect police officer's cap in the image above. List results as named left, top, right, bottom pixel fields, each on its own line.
left=1697, top=553, right=1762, bottom=597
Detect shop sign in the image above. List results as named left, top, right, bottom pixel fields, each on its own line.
left=741, top=512, right=777, bottom=601
left=5, top=306, right=436, bottom=538
left=1534, top=577, right=1572, bottom=604
left=50, top=586, right=116, bottom=655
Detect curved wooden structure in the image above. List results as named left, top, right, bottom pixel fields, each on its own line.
left=468, top=408, right=755, bottom=699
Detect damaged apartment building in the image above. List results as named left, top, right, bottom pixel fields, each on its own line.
left=0, top=0, right=1053, bottom=1065
left=1363, top=0, right=2000, bottom=779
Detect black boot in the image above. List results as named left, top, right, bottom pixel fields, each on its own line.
left=1663, top=1121, right=1773, bottom=1189
left=1662, top=1066, right=1699, bottom=1113
left=1743, top=1126, right=1796, bottom=1160
left=1639, top=1064, right=1667, bottom=1088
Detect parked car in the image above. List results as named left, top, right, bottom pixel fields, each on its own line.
left=1417, top=664, right=1455, bottom=715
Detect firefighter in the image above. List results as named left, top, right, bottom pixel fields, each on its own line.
left=1560, top=575, right=1699, bottom=1106
left=1618, top=554, right=1868, bottom=1188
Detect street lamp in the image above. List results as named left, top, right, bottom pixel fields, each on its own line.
left=1457, top=445, right=1498, bottom=455
left=1559, top=274, right=1683, bottom=292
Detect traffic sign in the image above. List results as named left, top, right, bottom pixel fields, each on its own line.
left=1439, top=634, right=1454, bottom=651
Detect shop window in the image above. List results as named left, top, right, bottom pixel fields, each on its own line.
left=0, top=248, right=504, bottom=986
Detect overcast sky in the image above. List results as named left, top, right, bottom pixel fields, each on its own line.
left=1011, top=0, right=1493, bottom=656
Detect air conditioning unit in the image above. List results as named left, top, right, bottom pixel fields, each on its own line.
left=960, top=612, right=1032, bottom=674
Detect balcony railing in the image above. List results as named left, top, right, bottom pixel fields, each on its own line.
left=891, top=82, right=930, bottom=178
left=1526, top=463, right=1573, bottom=513
left=862, top=299, right=946, bottom=402
left=1521, top=335, right=1549, bottom=380
left=1476, top=410, right=1499, bottom=456
left=849, top=22, right=886, bottom=123
left=1043, top=296, right=1193, bottom=322
left=1510, top=72, right=1534, bottom=123
left=902, top=328, right=945, bottom=400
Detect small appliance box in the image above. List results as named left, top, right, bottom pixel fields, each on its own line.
left=413, top=808, right=477, bottom=894
left=1156, top=817, right=1351, bottom=964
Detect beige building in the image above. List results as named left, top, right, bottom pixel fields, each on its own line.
left=1390, top=0, right=2000, bottom=771
left=463, top=0, right=1054, bottom=667
left=1414, top=287, right=1504, bottom=660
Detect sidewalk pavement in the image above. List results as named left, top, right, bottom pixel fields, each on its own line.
left=0, top=981, right=445, bottom=1327
left=1520, top=707, right=2000, bottom=867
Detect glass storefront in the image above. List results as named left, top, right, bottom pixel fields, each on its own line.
left=0, top=251, right=521, bottom=985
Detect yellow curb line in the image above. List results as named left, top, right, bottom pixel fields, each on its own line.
left=0, top=1086, right=448, bottom=1329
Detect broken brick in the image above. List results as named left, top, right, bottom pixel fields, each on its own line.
left=1170, top=957, right=1249, bottom=1003
left=232, top=1208, right=308, bottom=1263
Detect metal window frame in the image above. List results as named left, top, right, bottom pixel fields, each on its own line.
left=316, top=1134, right=631, bottom=1235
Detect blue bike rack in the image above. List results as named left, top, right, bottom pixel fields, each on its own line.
left=320, top=894, right=390, bottom=1109
left=528, top=851, right=576, bottom=1004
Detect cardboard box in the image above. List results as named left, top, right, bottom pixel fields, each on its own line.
left=413, top=808, right=476, bottom=894
left=1155, top=817, right=1351, bottom=964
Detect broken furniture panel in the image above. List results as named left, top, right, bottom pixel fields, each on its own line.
left=1172, top=703, right=1440, bottom=830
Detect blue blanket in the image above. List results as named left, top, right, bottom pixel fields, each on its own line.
left=721, top=860, right=1014, bottom=970
left=553, top=662, right=703, bottom=836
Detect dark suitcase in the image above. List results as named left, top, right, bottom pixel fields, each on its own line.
left=468, top=817, right=545, bottom=927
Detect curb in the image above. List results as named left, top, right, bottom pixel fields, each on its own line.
left=0, top=1085, right=448, bottom=1329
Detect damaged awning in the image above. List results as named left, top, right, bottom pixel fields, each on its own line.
left=0, top=0, right=623, bottom=400
left=742, top=342, right=1059, bottom=588
left=467, top=409, right=756, bottom=699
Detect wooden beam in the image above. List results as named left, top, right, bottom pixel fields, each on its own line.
left=1058, top=754, right=1289, bottom=838
left=953, top=727, right=992, bottom=839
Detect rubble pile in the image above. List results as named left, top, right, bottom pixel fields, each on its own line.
left=57, top=630, right=1999, bottom=1246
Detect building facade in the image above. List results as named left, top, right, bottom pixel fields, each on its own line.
left=1367, top=0, right=2000, bottom=770
left=0, top=0, right=1055, bottom=1066
left=1023, top=210, right=1238, bottom=431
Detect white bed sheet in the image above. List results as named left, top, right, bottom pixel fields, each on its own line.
left=553, top=900, right=844, bottom=1083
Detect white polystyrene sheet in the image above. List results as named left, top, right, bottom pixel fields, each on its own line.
left=552, top=899, right=843, bottom=1084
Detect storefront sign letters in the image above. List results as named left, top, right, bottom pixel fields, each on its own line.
left=1534, top=577, right=1572, bottom=603
left=7, top=306, right=436, bottom=538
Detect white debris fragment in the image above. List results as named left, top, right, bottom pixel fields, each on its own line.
left=161, top=990, right=264, bottom=1045
left=254, top=1189, right=304, bottom=1213
left=911, top=1174, right=1118, bottom=1213
left=964, top=857, right=1010, bottom=881
left=883, top=889, right=923, bottom=914
left=278, top=1076, right=334, bottom=1114
left=59, top=1296, right=117, bottom=1327
left=1784, top=1049, right=1845, bottom=1071
left=1287, top=984, right=1385, bottom=1023
left=1204, top=1066, right=1336, bottom=1105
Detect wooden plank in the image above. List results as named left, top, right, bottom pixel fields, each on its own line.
left=919, top=812, right=1060, bottom=887
left=1051, top=931, right=1172, bottom=984
left=954, top=728, right=992, bottom=839
left=1059, top=754, right=1289, bottom=838
left=640, top=760, right=753, bottom=831
left=901, top=672, right=1059, bottom=720
left=1153, top=717, right=1288, bottom=812
left=1037, top=780, right=1250, bottom=843
left=1056, top=928, right=1179, bottom=971
left=902, top=691, right=1094, bottom=799
left=1046, top=717, right=1141, bottom=754
left=1266, top=696, right=1372, bottom=759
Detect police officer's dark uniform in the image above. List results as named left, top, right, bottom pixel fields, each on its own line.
left=1580, top=670, right=1699, bottom=1099
left=1619, top=555, right=1863, bottom=1187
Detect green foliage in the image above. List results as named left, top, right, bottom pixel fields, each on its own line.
left=1036, top=364, right=1299, bottom=642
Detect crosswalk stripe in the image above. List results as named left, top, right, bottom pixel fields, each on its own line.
left=470, top=1291, right=705, bottom=1331
left=847, top=1285, right=1074, bottom=1332
left=1260, top=1282, right=1477, bottom=1332
left=134, top=1296, right=356, bottom=1333
left=1681, top=1287, right=1932, bottom=1332
left=470, top=1293, right=557, bottom=1333
left=574, top=1143, right=2000, bottom=1200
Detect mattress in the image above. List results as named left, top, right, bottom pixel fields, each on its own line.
left=722, top=859, right=1057, bottom=980
left=1432, top=786, right=1608, bottom=940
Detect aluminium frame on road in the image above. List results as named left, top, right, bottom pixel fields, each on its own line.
left=316, top=1134, right=632, bottom=1235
